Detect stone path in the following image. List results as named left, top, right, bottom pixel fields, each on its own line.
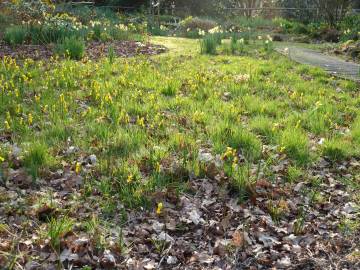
left=276, top=45, right=360, bottom=82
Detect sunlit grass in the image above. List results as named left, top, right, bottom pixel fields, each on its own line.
left=0, top=37, right=359, bottom=209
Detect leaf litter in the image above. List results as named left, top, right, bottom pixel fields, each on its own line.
left=0, top=145, right=359, bottom=269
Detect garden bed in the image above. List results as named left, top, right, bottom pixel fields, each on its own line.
left=0, top=41, right=167, bottom=61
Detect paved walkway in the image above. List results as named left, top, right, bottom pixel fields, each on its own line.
left=276, top=46, right=360, bottom=82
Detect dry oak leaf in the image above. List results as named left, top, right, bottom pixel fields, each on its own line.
left=232, top=230, right=245, bottom=248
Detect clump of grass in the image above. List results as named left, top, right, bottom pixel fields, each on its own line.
left=249, top=116, right=275, bottom=143
left=352, top=116, right=360, bottom=146
left=48, top=216, right=73, bottom=252
left=212, top=122, right=262, bottom=161
left=293, top=207, right=305, bottom=235
left=230, top=34, right=238, bottom=54
left=339, top=217, right=360, bottom=236
left=263, top=39, right=273, bottom=53
left=56, top=36, right=85, bottom=60
left=231, top=165, right=252, bottom=202
left=322, top=137, right=352, bottom=162
left=161, top=82, right=177, bottom=97
left=280, top=127, right=310, bottom=166
left=28, top=25, right=78, bottom=45
left=4, top=26, right=28, bottom=46
left=267, top=200, right=285, bottom=224
left=287, top=165, right=303, bottom=183
left=23, top=143, right=49, bottom=179
left=108, top=45, right=115, bottom=64
left=200, top=35, right=218, bottom=55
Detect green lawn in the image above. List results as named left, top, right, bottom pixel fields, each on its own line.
left=0, top=36, right=359, bottom=266
left=1, top=37, right=359, bottom=204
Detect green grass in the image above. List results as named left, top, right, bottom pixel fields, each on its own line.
left=0, top=36, right=359, bottom=210
left=280, top=127, right=311, bottom=166
left=322, top=137, right=353, bottom=162
left=200, top=34, right=219, bottom=55
left=23, top=142, right=50, bottom=179
left=249, top=116, right=275, bottom=143
left=55, top=36, right=85, bottom=60
left=4, top=25, right=28, bottom=46
left=287, top=166, right=304, bottom=183
left=47, top=216, right=73, bottom=252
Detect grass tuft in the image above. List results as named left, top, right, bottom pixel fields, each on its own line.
left=280, top=128, right=310, bottom=166
left=56, top=36, right=85, bottom=60
left=4, top=26, right=28, bottom=46
left=48, top=216, right=73, bottom=252
left=322, top=137, right=353, bottom=162
left=23, top=143, right=49, bottom=179
left=200, top=35, right=218, bottom=55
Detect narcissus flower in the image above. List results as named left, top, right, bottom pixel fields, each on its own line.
left=127, top=174, right=133, bottom=183
left=75, top=162, right=81, bottom=174
left=28, top=113, right=33, bottom=125
left=4, top=121, right=10, bottom=130
left=156, top=202, right=163, bottom=215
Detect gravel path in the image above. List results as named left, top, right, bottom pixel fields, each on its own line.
left=276, top=45, right=360, bottom=82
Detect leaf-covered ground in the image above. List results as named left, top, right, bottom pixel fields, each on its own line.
left=0, top=40, right=166, bottom=61
left=0, top=37, right=359, bottom=269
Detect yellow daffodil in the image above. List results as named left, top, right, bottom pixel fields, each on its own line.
left=156, top=202, right=163, bottom=215
left=16, top=104, right=21, bottom=114
left=127, top=174, right=133, bottom=183
left=155, top=162, right=161, bottom=173
left=4, top=121, right=10, bottom=130
left=75, top=162, right=81, bottom=174
left=0, top=156, right=4, bottom=163
left=35, top=94, right=41, bottom=103
left=137, top=117, right=145, bottom=127
left=28, top=113, right=33, bottom=125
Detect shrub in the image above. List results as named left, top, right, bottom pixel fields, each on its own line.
left=4, top=26, right=28, bottom=46
left=180, top=16, right=217, bottom=31
left=200, top=35, right=218, bottom=55
left=280, top=128, right=310, bottom=166
left=340, top=14, right=360, bottom=41
left=273, top=17, right=293, bottom=33
left=56, top=37, right=85, bottom=60
left=273, top=18, right=309, bottom=35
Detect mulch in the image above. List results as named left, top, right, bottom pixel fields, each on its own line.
left=0, top=40, right=167, bottom=61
